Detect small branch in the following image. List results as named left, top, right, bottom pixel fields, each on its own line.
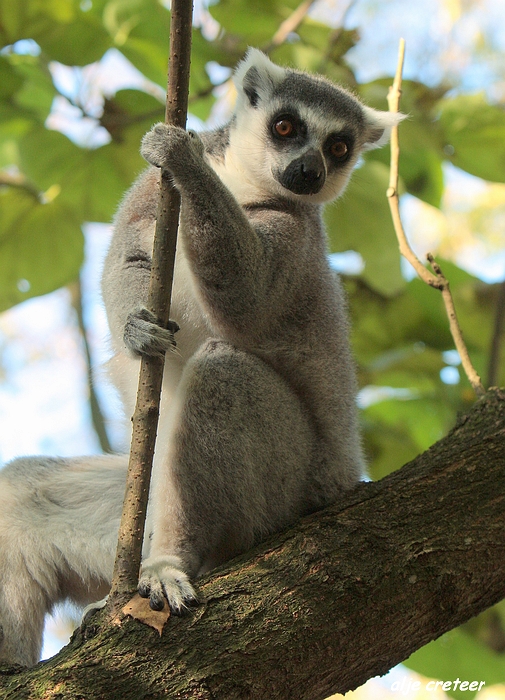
left=0, top=172, right=42, bottom=202
left=386, top=39, right=485, bottom=397
left=386, top=41, right=438, bottom=288
left=69, top=280, right=112, bottom=454
left=261, top=0, right=318, bottom=53
left=427, top=254, right=485, bottom=395
left=107, top=0, right=193, bottom=612
left=318, top=0, right=360, bottom=73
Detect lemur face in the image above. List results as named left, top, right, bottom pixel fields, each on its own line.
left=230, top=49, right=404, bottom=204
left=265, top=102, right=358, bottom=199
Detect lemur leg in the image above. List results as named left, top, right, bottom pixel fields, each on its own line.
left=139, top=339, right=314, bottom=611
left=0, top=455, right=126, bottom=666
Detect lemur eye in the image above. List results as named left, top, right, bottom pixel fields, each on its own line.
left=330, top=140, right=348, bottom=160
left=274, top=119, right=295, bottom=138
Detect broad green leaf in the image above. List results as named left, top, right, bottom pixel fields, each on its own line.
left=210, top=0, right=301, bottom=46
left=0, top=118, right=33, bottom=168
left=291, top=18, right=333, bottom=49
left=10, top=55, right=56, bottom=121
left=0, top=0, right=111, bottom=66
left=439, top=93, right=505, bottom=183
left=405, top=628, right=505, bottom=699
left=362, top=383, right=467, bottom=480
left=18, top=123, right=144, bottom=223
left=364, top=395, right=453, bottom=453
left=188, top=92, right=215, bottom=122
left=0, top=188, right=83, bottom=310
left=363, top=420, right=421, bottom=480
left=345, top=278, right=450, bottom=367
left=325, top=160, right=405, bottom=296
left=36, top=14, right=112, bottom=65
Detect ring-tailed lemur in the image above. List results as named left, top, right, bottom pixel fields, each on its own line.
left=0, top=49, right=403, bottom=666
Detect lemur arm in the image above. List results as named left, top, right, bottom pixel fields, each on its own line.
left=102, top=167, right=178, bottom=356
left=140, top=123, right=301, bottom=340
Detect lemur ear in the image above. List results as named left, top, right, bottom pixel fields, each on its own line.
left=234, top=48, right=285, bottom=108
left=361, top=106, right=407, bottom=150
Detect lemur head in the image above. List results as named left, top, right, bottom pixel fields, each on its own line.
left=230, top=49, right=403, bottom=204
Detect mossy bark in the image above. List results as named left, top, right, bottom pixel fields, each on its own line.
left=1, top=389, right=504, bottom=700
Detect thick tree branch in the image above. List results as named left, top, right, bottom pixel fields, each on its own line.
left=2, top=389, right=504, bottom=700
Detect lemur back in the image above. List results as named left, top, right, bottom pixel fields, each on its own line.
left=0, top=49, right=402, bottom=666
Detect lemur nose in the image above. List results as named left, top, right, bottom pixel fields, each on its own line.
left=301, top=152, right=324, bottom=183
left=279, top=149, right=326, bottom=195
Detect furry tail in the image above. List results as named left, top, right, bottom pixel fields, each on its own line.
left=0, top=454, right=127, bottom=666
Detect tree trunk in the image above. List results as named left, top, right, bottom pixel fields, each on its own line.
left=1, top=388, right=504, bottom=700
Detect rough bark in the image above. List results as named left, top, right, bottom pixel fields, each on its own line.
left=1, top=389, right=504, bottom=700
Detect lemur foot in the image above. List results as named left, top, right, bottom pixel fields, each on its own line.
left=124, top=307, right=179, bottom=357
left=138, top=555, right=199, bottom=614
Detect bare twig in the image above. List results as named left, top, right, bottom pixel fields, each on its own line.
left=262, top=0, right=318, bottom=53
left=386, top=39, right=485, bottom=397
left=107, top=0, right=193, bottom=613
left=69, top=280, right=112, bottom=454
left=426, top=254, right=485, bottom=395
left=0, top=172, right=42, bottom=201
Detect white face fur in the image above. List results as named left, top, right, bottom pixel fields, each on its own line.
left=224, top=48, right=403, bottom=205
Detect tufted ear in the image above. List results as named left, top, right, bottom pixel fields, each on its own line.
left=233, top=48, right=286, bottom=109
left=361, top=105, right=407, bottom=150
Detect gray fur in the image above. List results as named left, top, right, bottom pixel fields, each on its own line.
left=0, top=49, right=403, bottom=666
left=199, top=124, right=230, bottom=161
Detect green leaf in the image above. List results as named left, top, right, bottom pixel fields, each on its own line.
left=325, top=160, right=405, bottom=296
left=0, top=119, right=32, bottom=168
left=364, top=395, right=453, bottom=453
left=36, top=14, right=112, bottom=66
left=0, top=188, right=83, bottom=310
left=0, top=0, right=111, bottom=65
left=404, top=628, right=505, bottom=699
left=11, top=55, right=56, bottom=122
left=439, top=93, right=505, bottom=183
left=210, top=0, right=301, bottom=46
left=363, top=420, right=420, bottom=480
left=18, top=124, right=144, bottom=223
